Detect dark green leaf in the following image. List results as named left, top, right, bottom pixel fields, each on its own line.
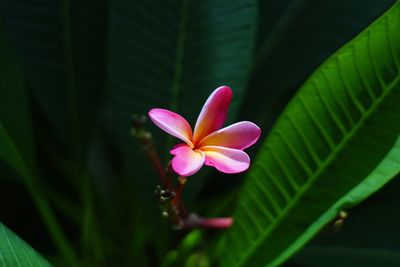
left=0, top=20, right=35, bottom=173
left=1, top=0, right=108, bottom=157
left=0, top=117, right=79, bottom=267
left=0, top=19, right=80, bottom=266
left=289, top=247, right=400, bottom=267
left=221, top=2, right=400, bottom=266
left=289, top=174, right=400, bottom=266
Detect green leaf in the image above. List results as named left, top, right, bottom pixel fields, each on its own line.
left=1, top=0, right=108, bottom=157
left=275, top=136, right=400, bottom=266
left=290, top=174, right=400, bottom=266
left=241, top=0, right=396, bottom=131
left=0, top=20, right=36, bottom=174
left=0, top=123, right=29, bottom=178
left=0, top=20, right=79, bottom=266
left=0, top=223, right=52, bottom=267
left=2, top=3, right=108, bottom=261
left=0, top=123, right=79, bottom=267
left=221, top=2, right=400, bottom=267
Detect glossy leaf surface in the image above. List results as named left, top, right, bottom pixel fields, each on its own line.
left=221, top=2, right=400, bottom=266
left=0, top=223, right=52, bottom=267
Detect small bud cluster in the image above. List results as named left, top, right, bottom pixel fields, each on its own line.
left=155, top=185, right=183, bottom=228
left=155, top=185, right=176, bottom=203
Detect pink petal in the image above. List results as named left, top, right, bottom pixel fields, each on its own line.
left=192, top=86, right=232, bottom=144
left=170, top=144, right=205, bottom=176
left=148, top=108, right=194, bottom=147
left=198, top=121, right=261, bottom=150
left=197, top=217, right=233, bottom=229
left=202, top=146, right=250, bottom=174
left=184, top=214, right=233, bottom=229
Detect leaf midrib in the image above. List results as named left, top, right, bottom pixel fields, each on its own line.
left=236, top=62, right=400, bottom=267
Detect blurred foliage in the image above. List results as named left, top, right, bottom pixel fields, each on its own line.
left=0, top=0, right=399, bottom=267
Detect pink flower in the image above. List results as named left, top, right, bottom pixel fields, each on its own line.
left=148, top=86, right=261, bottom=176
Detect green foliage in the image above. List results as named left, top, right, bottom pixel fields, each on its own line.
left=0, top=0, right=399, bottom=266
left=1, top=0, right=108, bottom=157
left=0, top=24, right=35, bottom=171
left=221, top=2, right=400, bottom=267
left=0, top=223, right=52, bottom=267
left=0, top=21, right=79, bottom=266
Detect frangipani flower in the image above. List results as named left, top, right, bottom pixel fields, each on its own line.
left=148, top=86, right=261, bottom=176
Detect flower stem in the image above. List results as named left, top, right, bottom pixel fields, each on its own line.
left=131, top=115, right=170, bottom=188
left=171, top=176, right=189, bottom=220
left=171, top=176, right=186, bottom=206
